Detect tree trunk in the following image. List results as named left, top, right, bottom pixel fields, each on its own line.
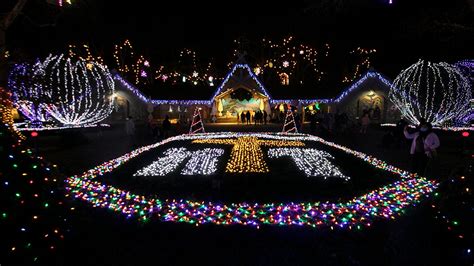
left=0, top=0, right=29, bottom=87
left=0, top=28, right=7, bottom=87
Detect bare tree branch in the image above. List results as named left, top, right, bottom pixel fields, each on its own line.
left=20, top=12, right=57, bottom=27
left=1, top=0, right=29, bottom=30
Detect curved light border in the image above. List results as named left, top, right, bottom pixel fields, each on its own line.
left=65, top=132, right=437, bottom=229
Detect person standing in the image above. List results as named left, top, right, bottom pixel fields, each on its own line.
left=294, top=112, right=301, bottom=132
left=246, top=111, right=251, bottom=125
left=125, top=116, right=136, bottom=147
left=263, top=110, right=268, bottom=124
left=240, top=111, right=246, bottom=124
left=404, top=122, right=440, bottom=176
left=309, top=114, right=317, bottom=135
left=360, top=113, right=370, bottom=134
left=162, top=115, right=171, bottom=139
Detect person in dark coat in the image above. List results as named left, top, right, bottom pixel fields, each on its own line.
left=162, top=115, right=171, bottom=139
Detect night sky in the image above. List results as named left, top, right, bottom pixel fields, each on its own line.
left=3, top=0, right=474, bottom=78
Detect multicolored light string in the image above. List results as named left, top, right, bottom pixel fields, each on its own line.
left=0, top=123, right=67, bottom=264
left=65, top=132, right=438, bottom=229
left=380, top=123, right=473, bottom=132
left=0, top=88, right=25, bottom=141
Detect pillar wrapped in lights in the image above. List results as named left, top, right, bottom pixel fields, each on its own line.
left=389, top=60, right=471, bottom=126
left=40, top=54, right=115, bottom=125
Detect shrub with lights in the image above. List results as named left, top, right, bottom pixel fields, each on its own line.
left=389, top=60, right=471, bottom=126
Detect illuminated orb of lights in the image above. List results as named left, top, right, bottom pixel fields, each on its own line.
left=8, top=62, right=50, bottom=123
left=39, top=54, right=115, bottom=125
left=389, top=60, right=471, bottom=126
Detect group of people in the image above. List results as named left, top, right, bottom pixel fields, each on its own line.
left=381, top=118, right=441, bottom=177
left=308, top=111, right=349, bottom=136
left=239, top=110, right=268, bottom=125
left=125, top=115, right=175, bottom=148
left=403, top=119, right=440, bottom=177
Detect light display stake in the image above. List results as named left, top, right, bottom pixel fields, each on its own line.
left=389, top=60, right=471, bottom=126
left=65, top=132, right=438, bottom=229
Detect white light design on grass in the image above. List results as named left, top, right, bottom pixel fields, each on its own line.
left=134, top=148, right=224, bottom=176
left=181, top=148, right=224, bottom=175
left=268, top=148, right=350, bottom=180
left=134, top=148, right=189, bottom=176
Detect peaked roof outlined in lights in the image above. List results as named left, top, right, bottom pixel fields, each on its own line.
left=113, top=66, right=395, bottom=106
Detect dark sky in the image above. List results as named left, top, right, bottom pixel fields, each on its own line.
left=4, top=0, right=474, bottom=78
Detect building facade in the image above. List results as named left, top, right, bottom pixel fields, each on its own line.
left=109, top=63, right=401, bottom=124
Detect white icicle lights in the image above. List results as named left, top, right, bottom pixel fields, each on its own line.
left=389, top=60, right=471, bottom=126
left=39, top=54, right=115, bottom=125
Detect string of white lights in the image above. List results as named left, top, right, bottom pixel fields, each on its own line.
left=134, top=147, right=225, bottom=176
left=39, top=54, right=115, bottom=125
left=8, top=62, right=51, bottom=123
left=389, top=60, right=471, bottom=126
left=268, top=148, right=350, bottom=180
left=134, top=148, right=189, bottom=176
left=283, top=110, right=297, bottom=133
left=181, top=148, right=224, bottom=175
